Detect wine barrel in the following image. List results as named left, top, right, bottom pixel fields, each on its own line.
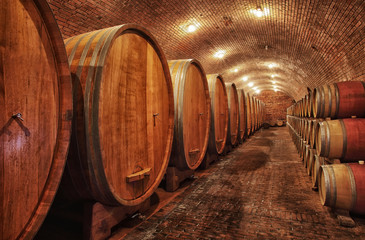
left=319, top=163, right=365, bottom=215
left=206, top=74, right=228, bottom=155
left=65, top=24, right=174, bottom=206
left=316, top=118, right=365, bottom=161
left=168, top=59, right=211, bottom=170
left=310, top=118, right=323, bottom=148
left=225, top=83, right=239, bottom=146
left=0, top=0, right=73, bottom=239
left=314, top=81, right=365, bottom=119
left=311, top=154, right=326, bottom=188
left=237, top=89, right=247, bottom=142
left=307, top=148, right=316, bottom=176
left=246, top=93, right=252, bottom=135
left=251, top=97, right=257, bottom=132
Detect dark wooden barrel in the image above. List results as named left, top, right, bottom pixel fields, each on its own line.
left=237, top=89, right=247, bottom=141
left=225, top=83, right=239, bottom=146
left=168, top=59, right=211, bottom=170
left=0, top=0, right=73, bottom=239
left=65, top=24, right=174, bottom=206
left=314, top=81, right=365, bottom=119
left=246, top=93, right=252, bottom=135
left=319, top=163, right=365, bottom=215
left=310, top=118, right=323, bottom=148
left=206, top=74, right=228, bottom=155
left=251, top=97, right=257, bottom=131
left=307, top=148, right=316, bottom=176
left=316, top=118, right=365, bottom=161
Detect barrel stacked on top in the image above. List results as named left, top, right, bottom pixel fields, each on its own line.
left=287, top=81, right=365, bottom=215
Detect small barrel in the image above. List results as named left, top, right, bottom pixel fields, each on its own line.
left=1, top=0, right=73, bottom=239
left=237, top=89, right=247, bottom=142
left=307, top=148, right=316, bottom=176
left=319, top=163, right=365, bottom=215
left=225, top=83, right=239, bottom=146
left=206, top=74, right=228, bottom=155
left=169, top=59, right=211, bottom=170
left=246, top=93, right=252, bottom=135
left=65, top=24, right=174, bottom=206
left=310, top=118, right=323, bottom=149
left=311, top=155, right=326, bottom=188
left=314, top=81, right=365, bottom=119
left=316, top=118, right=365, bottom=161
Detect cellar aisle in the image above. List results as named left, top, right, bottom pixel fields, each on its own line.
left=121, top=127, right=365, bottom=239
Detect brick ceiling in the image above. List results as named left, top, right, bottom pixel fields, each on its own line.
left=48, top=0, right=365, bottom=100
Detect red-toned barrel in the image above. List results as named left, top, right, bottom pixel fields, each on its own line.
left=319, top=163, right=365, bottom=215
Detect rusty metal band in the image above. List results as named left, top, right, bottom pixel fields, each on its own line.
left=339, top=119, right=347, bottom=160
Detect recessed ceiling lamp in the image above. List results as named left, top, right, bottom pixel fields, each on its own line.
left=248, top=82, right=254, bottom=87
left=233, top=68, right=239, bottom=73
left=273, top=85, right=277, bottom=88
left=255, top=89, right=261, bottom=94
left=272, top=81, right=276, bottom=84
left=274, top=89, right=278, bottom=92
left=250, top=7, right=269, bottom=18
left=214, top=50, right=226, bottom=58
left=268, top=63, right=277, bottom=68
left=253, top=87, right=258, bottom=90
left=186, top=24, right=197, bottom=33
left=242, top=76, right=248, bottom=81
left=271, top=74, right=275, bottom=78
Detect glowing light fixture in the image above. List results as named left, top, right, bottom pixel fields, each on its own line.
left=248, top=82, right=254, bottom=87
left=242, top=76, right=248, bottom=81
left=233, top=68, right=238, bottom=73
left=273, top=85, right=278, bottom=89
left=253, top=87, right=258, bottom=90
left=268, top=63, right=277, bottom=68
left=250, top=7, right=269, bottom=18
left=274, top=89, right=278, bottom=92
left=271, top=74, right=275, bottom=78
left=186, top=24, right=197, bottom=33
left=255, top=89, right=261, bottom=94
left=272, top=81, right=276, bottom=84
left=214, top=50, right=226, bottom=58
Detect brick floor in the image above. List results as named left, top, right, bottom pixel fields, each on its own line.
left=122, top=127, right=365, bottom=240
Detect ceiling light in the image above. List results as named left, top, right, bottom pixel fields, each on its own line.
left=268, top=63, right=277, bottom=68
left=242, top=76, right=248, bottom=81
left=272, top=81, right=276, bottom=84
left=271, top=74, right=275, bottom=78
left=274, top=89, right=278, bottom=92
left=250, top=7, right=269, bottom=18
left=186, top=24, right=197, bottom=33
left=253, top=87, right=258, bottom=90
left=248, top=82, right=254, bottom=87
left=214, top=50, right=225, bottom=58
left=255, top=89, right=261, bottom=94
left=233, top=68, right=238, bottom=73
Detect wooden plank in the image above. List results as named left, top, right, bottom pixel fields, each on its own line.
left=126, top=168, right=152, bottom=183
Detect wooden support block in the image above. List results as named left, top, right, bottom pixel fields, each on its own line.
left=200, top=152, right=218, bottom=169
left=188, top=148, right=200, bottom=155
left=84, top=200, right=151, bottom=240
left=335, top=209, right=355, bottom=228
left=165, top=167, right=194, bottom=192
left=223, top=144, right=232, bottom=155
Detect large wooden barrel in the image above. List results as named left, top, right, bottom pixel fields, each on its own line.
left=251, top=96, right=257, bottom=131
left=246, top=93, right=252, bottom=135
left=319, top=163, right=365, bottom=215
left=0, top=0, right=73, bottom=239
left=65, top=24, right=174, bottom=206
left=237, top=89, right=247, bottom=142
left=314, top=81, right=365, bottom=119
left=311, top=155, right=327, bottom=188
left=168, top=59, right=211, bottom=170
left=206, top=74, right=228, bottom=155
left=316, top=118, right=365, bottom=161
left=310, top=118, right=323, bottom=148
left=225, top=83, right=239, bottom=146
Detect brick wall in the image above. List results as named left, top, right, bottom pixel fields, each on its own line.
left=255, top=90, right=294, bottom=124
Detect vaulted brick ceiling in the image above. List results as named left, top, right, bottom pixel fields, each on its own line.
left=48, top=0, right=365, bottom=101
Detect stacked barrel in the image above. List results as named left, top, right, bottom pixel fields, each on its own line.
left=287, top=81, right=365, bottom=215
